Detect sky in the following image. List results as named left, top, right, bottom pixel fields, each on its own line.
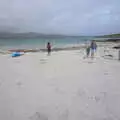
left=0, top=0, right=120, bottom=35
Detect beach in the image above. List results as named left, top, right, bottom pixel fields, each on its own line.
left=0, top=43, right=120, bottom=120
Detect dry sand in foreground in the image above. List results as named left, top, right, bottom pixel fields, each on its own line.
left=0, top=47, right=120, bottom=120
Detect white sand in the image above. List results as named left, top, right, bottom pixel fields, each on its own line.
left=0, top=47, right=120, bottom=120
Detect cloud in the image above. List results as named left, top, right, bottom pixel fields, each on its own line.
left=0, top=0, right=120, bottom=35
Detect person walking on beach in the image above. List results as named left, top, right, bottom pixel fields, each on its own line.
left=86, top=46, right=90, bottom=57
left=47, top=42, right=51, bottom=55
left=85, top=40, right=90, bottom=58
left=90, top=40, right=97, bottom=58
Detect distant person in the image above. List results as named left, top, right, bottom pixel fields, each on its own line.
left=47, top=42, right=51, bottom=55
left=86, top=46, right=90, bottom=57
left=90, top=40, right=97, bottom=58
left=85, top=40, right=90, bottom=58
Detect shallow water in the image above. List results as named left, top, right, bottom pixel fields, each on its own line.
left=0, top=37, right=94, bottom=50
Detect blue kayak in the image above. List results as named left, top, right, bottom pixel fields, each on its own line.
left=12, top=52, right=23, bottom=57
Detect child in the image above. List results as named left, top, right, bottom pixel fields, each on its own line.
left=47, top=42, right=51, bottom=55
left=85, top=40, right=90, bottom=58
left=90, top=40, right=97, bottom=58
left=86, top=46, right=90, bottom=57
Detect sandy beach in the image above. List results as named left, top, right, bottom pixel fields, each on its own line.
left=0, top=44, right=120, bottom=120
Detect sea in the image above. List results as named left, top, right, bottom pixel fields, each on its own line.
left=0, top=36, right=103, bottom=50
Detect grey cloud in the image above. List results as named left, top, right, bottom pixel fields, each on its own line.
left=0, top=0, right=120, bottom=35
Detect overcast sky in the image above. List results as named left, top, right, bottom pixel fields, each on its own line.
left=0, top=0, right=120, bottom=35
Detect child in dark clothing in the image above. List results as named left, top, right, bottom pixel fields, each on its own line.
left=85, top=41, right=90, bottom=58
left=86, top=46, right=90, bottom=57
left=47, top=42, right=51, bottom=55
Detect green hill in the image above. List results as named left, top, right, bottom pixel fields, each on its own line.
left=101, top=33, right=120, bottom=38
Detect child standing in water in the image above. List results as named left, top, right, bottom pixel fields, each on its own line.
left=47, top=42, right=51, bottom=55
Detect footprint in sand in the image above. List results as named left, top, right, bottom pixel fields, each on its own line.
left=55, top=87, right=65, bottom=94
left=77, top=89, right=86, bottom=97
left=29, top=112, right=48, bottom=120
left=82, top=59, right=95, bottom=64
left=104, top=72, right=109, bottom=75
left=100, top=92, right=107, bottom=98
left=77, top=88, right=88, bottom=97
left=88, top=61, right=95, bottom=64
left=88, top=92, right=107, bottom=103
left=15, top=60, right=21, bottom=63
left=40, top=59, right=47, bottom=64
left=16, top=81, right=23, bottom=87
left=88, top=96, right=101, bottom=102
left=94, top=96, right=101, bottom=102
